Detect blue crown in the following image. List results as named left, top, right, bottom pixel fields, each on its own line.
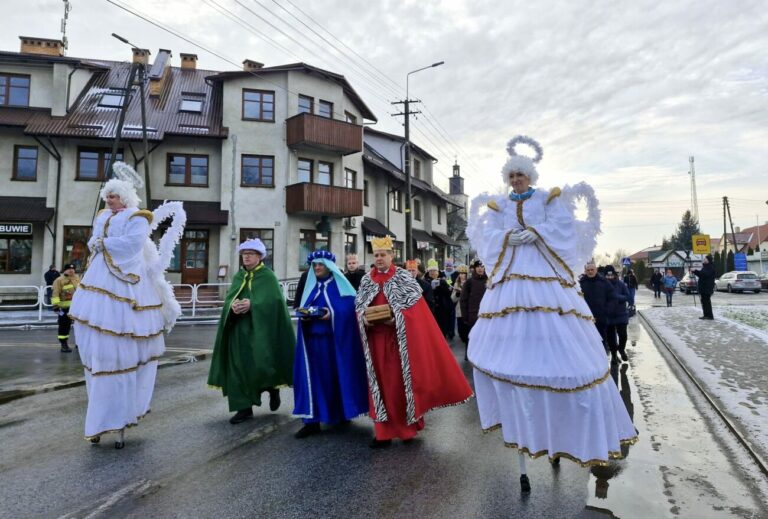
left=306, top=249, right=336, bottom=265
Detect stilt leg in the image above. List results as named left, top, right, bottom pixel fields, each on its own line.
left=115, top=429, right=125, bottom=450
left=519, top=453, right=531, bottom=492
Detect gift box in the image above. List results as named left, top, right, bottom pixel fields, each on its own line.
left=365, top=304, right=392, bottom=324
left=295, top=306, right=327, bottom=319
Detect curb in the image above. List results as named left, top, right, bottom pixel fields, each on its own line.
left=638, top=310, right=768, bottom=478
left=0, top=351, right=211, bottom=406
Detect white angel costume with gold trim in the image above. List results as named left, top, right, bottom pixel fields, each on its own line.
left=467, top=186, right=637, bottom=466
left=70, top=201, right=185, bottom=440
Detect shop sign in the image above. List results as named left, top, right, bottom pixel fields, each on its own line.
left=0, top=222, right=32, bottom=235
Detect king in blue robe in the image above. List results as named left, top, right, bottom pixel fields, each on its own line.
left=292, top=250, right=370, bottom=438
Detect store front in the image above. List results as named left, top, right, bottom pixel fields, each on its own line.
left=0, top=197, right=54, bottom=285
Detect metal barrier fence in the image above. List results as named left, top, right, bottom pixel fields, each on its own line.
left=0, top=278, right=302, bottom=321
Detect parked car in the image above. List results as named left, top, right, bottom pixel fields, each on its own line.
left=759, top=273, right=768, bottom=290
left=714, top=271, right=762, bottom=293
left=678, top=272, right=698, bottom=294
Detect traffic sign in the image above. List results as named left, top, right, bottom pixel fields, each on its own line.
left=692, top=234, right=710, bottom=254
left=621, top=257, right=631, bottom=266
left=734, top=252, right=748, bottom=271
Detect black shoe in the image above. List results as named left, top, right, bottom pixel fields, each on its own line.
left=610, top=355, right=619, bottom=365
left=550, top=456, right=560, bottom=467
left=114, top=441, right=125, bottom=450
left=619, top=350, right=628, bottom=362
left=60, top=342, right=72, bottom=353
left=229, top=408, right=253, bottom=424
left=268, top=389, right=281, bottom=412
left=294, top=423, right=321, bottom=439
left=90, top=436, right=100, bottom=444
left=520, top=474, right=531, bottom=493
left=368, top=438, right=392, bottom=449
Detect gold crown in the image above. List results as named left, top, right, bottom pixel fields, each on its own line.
left=371, top=235, right=394, bottom=251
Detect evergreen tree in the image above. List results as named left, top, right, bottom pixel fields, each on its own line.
left=748, top=247, right=754, bottom=255
left=661, top=236, right=671, bottom=250
left=634, top=259, right=649, bottom=283
left=726, top=250, right=735, bottom=272
left=713, top=251, right=724, bottom=277
left=670, top=210, right=701, bottom=251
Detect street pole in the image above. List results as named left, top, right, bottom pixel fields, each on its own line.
left=393, top=61, right=444, bottom=260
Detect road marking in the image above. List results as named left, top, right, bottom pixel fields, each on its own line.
left=58, top=479, right=154, bottom=519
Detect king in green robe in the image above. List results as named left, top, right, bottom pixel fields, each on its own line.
left=208, top=239, right=295, bottom=423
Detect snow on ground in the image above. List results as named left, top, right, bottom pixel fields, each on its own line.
left=641, top=305, right=768, bottom=463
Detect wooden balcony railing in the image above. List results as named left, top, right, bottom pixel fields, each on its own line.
left=285, top=183, right=363, bottom=217
left=285, top=113, right=363, bottom=155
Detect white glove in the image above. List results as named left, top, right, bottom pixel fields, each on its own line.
left=507, top=233, right=524, bottom=246
left=518, top=230, right=537, bottom=244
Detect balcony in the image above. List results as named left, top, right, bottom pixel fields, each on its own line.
left=285, top=183, right=363, bottom=217
left=285, top=113, right=363, bottom=155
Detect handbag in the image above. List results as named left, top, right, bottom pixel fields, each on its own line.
left=365, top=304, right=392, bottom=324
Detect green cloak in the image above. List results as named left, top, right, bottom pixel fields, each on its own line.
left=207, top=264, right=296, bottom=411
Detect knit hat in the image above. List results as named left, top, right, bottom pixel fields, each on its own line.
left=604, top=265, right=617, bottom=275
left=427, top=259, right=439, bottom=272
left=238, top=238, right=267, bottom=258
left=501, top=136, right=542, bottom=186
left=471, top=259, right=484, bottom=269
left=307, top=250, right=336, bottom=264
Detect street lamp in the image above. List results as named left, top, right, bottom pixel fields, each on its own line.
left=403, top=61, right=444, bottom=260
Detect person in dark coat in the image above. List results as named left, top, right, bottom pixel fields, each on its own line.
left=693, top=255, right=716, bottom=320
left=406, top=260, right=435, bottom=309
left=426, top=259, right=454, bottom=338
left=344, top=254, right=365, bottom=291
left=604, top=266, right=629, bottom=364
left=650, top=270, right=663, bottom=299
left=44, top=264, right=60, bottom=307
left=292, top=270, right=309, bottom=310
left=579, top=262, right=616, bottom=354
left=623, top=269, right=639, bottom=310
left=459, top=260, right=487, bottom=359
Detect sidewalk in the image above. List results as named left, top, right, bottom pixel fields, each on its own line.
left=639, top=304, right=768, bottom=468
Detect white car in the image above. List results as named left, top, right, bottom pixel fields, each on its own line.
left=715, top=271, right=762, bottom=293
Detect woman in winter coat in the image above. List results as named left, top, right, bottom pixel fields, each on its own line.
left=604, top=266, right=629, bottom=364
left=662, top=269, right=678, bottom=307
left=450, top=266, right=470, bottom=347
left=426, top=260, right=454, bottom=338
left=459, top=260, right=488, bottom=343
left=650, top=270, right=663, bottom=299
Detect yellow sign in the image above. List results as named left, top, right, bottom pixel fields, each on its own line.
left=692, top=234, right=710, bottom=254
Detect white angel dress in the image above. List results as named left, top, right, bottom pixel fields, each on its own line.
left=70, top=202, right=185, bottom=440
left=467, top=186, right=637, bottom=466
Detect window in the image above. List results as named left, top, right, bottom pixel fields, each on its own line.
left=0, top=236, right=32, bottom=274
left=298, top=95, right=313, bottom=114
left=345, top=111, right=357, bottom=124
left=167, top=154, right=208, bottom=186
left=242, top=89, right=275, bottom=121
left=179, top=98, right=203, bottom=113
left=437, top=205, right=442, bottom=224
left=317, top=162, right=333, bottom=186
left=363, top=180, right=369, bottom=206
left=345, top=233, right=357, bottom=256
left=241, top=155, right=274, bottom=187
left=299, top=230, right=329, bottom=270
left=13, top=146, right=38, bottom=181
left=298, top=158, right=313, bottom=183
left=413, top=158, right=421, bottom=179
left=414, top=199, right=422, bottom=221
left=318, top=100, right=333, bottom=118
left=0, top=73, right=31, bottom=107
left=390, top=190, right=402, bottom=212
left=77, top=148, right=124, bottom=181
left=62, top=226, right=92, bottom=273
left=99, top=92, right=125, bottom=108
left=392, top=240, right=404, bottom=264
left=240, top=228, right=274, bottom=268
left=344, top=168, right=357, bottom=189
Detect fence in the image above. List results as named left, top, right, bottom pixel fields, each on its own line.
left=0, top=278, right=301, bottom=322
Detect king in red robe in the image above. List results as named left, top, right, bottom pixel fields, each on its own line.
left=355, top=238, right=473, bottom=447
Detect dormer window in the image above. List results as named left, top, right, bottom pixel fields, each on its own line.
left=180, top=95, right=204, bottom=113
left=99, top=92, right=125, bottom=108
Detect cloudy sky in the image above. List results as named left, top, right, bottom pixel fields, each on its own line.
left=3, top=0, right=767, bottom=257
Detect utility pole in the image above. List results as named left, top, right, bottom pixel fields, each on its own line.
left=391, top=98, right=421, bottom=260
left=722, top=197, right=728, bottom=273
left=688, top=156, right=699, bottom=223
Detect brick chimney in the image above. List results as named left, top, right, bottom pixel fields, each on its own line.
left=180, top=53, right=198, bottom=70
left=148, top=49, right=172, bottom=97
left=19, top=36, right=64, bottom=57
left=243, top=59, right=264, bottom=72
left=132, top=48, right=151, bottom=65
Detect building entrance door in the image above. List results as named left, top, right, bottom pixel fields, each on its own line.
left=181, top=230, right=208, bottom=285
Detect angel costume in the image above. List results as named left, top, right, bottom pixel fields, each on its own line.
left=467, top=137, right=636, bottom=467
left=70, top=162, right=186, bottom=444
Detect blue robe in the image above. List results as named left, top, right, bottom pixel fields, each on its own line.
left=292, top=276, right=369, bottom=424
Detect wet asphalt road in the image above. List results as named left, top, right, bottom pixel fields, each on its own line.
left=1, top=289, right=767, bottom=518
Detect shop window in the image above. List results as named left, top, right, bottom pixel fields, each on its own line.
left=299, top=229, right=329, bottom=270
left=13, top=146, right=38, bottom=181
left=62, top=226, right=92, bottom=273
left=0, top=236, right=32, bottom=274
left=241, top=155, right=274, bottom=187
left=240, top=228, right=274, bottom=268
left=77, top=148, right=124, bottom=181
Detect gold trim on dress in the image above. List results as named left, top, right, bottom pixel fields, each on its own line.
left=472, top=363, right=610, bottom=393
left=102, top=247, right=140, bottom=284
left=83, top=410, right=151, bottom=440
left=478, top=304, right=594, bottom=322
left=84, top=356, right=161, bottom=376
left=526, top=226, right=575, bottom=280
left=487, top=200, right=500, bottom=212
left=488, top=230, right=515, bottom=281
left=546, top=187, right=562, bottom=204
left=500, top=441, right=638, bottom=468
left=129, top=209, right=154, bottom=224
left=70, top=315, right=164, bottom=339
left=79, top=283, right=162, bottom=311
left=516, top=198, right=531, bottom=227
left=489, top=272, right=577, bottom=290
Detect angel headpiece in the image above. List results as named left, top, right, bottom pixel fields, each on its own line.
left=100, top=161, right=144, bottom=208
left=501, top=135, right=543, bottom=186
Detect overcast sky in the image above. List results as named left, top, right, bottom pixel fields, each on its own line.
left=3, top=0, right=767, bottom=257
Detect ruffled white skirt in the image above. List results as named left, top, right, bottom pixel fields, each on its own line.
left=70, top=253, right=165, bottom=439
left=468, top=244, right=637, bottom=465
